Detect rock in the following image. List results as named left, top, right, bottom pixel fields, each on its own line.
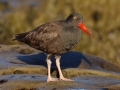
left=0, top=45, right=120, bottom=89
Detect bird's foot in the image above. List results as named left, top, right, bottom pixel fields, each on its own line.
left=60, top=77, right=74, bottom=81
left=47, top=77, right=59, bottom=82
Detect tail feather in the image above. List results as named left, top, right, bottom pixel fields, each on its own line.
left=12, top=34, right=20, bottom=41
left=12, top=32, right=29, bottom=42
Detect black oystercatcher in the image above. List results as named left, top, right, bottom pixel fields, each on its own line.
left=13, top=13, right=92, bottom=82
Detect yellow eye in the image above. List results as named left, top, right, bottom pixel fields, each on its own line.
left=73, top=16, right=78, bottom=20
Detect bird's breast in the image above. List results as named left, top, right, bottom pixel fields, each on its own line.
left=61, top=29, right=82, bottom=50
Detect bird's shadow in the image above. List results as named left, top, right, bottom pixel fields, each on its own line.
left=17, top=51, right=91, bottom=68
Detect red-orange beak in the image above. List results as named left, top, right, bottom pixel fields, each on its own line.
left=78, top=22, right=92, bottom=36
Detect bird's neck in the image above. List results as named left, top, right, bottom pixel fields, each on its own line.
left=61, top=20, right=80, bottom=32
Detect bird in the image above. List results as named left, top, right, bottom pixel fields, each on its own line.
left=13, top=13, right=92, bottom=82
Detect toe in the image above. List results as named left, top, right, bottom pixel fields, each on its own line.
left=60, top=77, right=74, bottom=81
left=47, top=77, right=59, bottom=82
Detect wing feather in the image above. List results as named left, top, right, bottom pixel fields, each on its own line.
left=21, top=22, right=63, bottom=49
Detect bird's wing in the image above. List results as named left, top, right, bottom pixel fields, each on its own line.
left=31, top=22, right=62, bottom=41
left=23, top=22, right=63, bottom=46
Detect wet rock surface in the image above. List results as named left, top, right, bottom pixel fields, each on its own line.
left=0, top=45, right=120, bottom=90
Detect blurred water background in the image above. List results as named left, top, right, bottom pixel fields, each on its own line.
left=0, top=0, right=120, bottom=66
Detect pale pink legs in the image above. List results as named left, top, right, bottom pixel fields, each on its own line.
left=55, top=55, right=73, bottom=81
left=46, top=54, right=59, bottom=82
left=46, top=54, right=73, bottom=82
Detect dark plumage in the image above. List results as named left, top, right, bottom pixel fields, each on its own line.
left=13, top=13, right=92, bottom=82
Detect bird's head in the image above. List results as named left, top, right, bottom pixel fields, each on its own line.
left=66, top=13, right=92, bottom=36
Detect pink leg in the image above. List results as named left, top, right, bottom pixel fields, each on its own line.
left=46, top=54, right=59, bottom=82
left=55, top=55, right=73, bottom=81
